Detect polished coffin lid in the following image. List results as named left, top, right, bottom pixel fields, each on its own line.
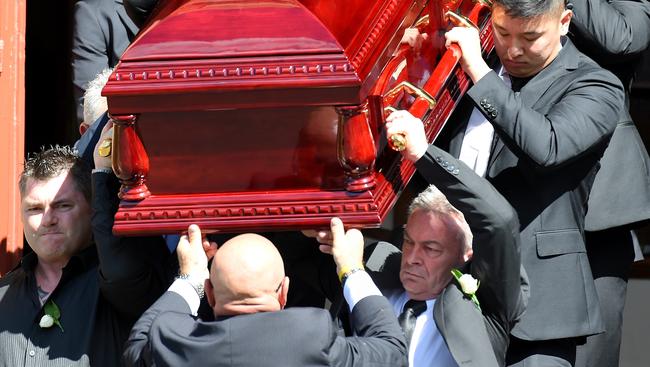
left=104, top=0, right=494, bottom=235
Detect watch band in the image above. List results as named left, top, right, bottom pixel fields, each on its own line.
left=176, top=273, right=205, bottom=299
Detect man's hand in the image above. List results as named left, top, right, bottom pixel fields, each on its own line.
left=400, top=27, right=429, bottom=55
left=176, top=224, right=218, bottom=281
left=309, top=218, right=364, bottom=275
left=385, top=110, right=429, bottom=162
left=444, top=26, right=491, bottom=83
left=93, top=120, right=114, bottom=170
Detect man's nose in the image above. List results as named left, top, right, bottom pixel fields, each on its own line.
left=40, top=207, right=58, bottom=226
left=404, top=247, right=422, bottom=265
left=507, top=43, right=524, bottom=59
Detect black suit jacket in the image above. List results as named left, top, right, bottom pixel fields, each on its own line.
left=368, top=145, right=528, bottom=367
left=438, top=38, right=624, bottom=340
left=124, top=292, right=407, bottom=367
left=570, top=0, right=650, bottom=230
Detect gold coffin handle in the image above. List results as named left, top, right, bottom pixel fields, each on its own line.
left=445, top=10, right=479, bottom=30
left=382, top=82, right=436, bottom=152
left=384, top=81, right=437, bottom=112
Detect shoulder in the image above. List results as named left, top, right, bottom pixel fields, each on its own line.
left=0, top=267, right=25, bottom=288
left=566, top=42, right=622, bottom=87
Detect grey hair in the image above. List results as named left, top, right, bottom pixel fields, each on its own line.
left=408, top=185, right=473, bottom=252
left=82, top=68, right=113, bottom=126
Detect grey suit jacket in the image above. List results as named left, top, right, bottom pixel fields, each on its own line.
left=570, top=0, right=650, bottom=230
left=369, top=145, right=528, bottom=367
left=123, top=292, right=407, bottom=367
left=71, top=0, right=141, bottom=123
left=440, top=38, right=624, bottom=340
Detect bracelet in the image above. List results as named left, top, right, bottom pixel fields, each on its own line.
left=337, top=264, right=365, bottom=284
left=91, top=168, right=113, bottom=174
left=176, top=273, right=205, bottom=299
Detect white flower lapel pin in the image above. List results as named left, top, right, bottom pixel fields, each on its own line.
left=451, top=269, right=481, bottom=311
left=39, top=299, right=64, bottom=332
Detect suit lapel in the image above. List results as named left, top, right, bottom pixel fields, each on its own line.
left=518, top=37, right=580, bottom=109
left=434, top=283, right=500, bottom=367
left=115, top=0, right=140, bottom=37
left=486, top=38, right=580, bottom=176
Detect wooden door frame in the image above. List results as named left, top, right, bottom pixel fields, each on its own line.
left=0, top=0, right=26, bottom=275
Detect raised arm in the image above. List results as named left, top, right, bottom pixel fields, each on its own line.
left=570, top=0, right=650, bottom=58
left=386, top=110, right=527, bottom=325
left=91, top=123, right=173, bottom=319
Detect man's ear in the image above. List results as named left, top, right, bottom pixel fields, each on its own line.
left=559, top=9, right=572, bottom=36
left=205, top=279, right=216, bottom=309
left=79, top=123, right=89, bottom=135
left=278, top=276, right=290, bottom=309
left=463, top=248, right=474, bottom=262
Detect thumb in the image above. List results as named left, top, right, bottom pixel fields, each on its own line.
left=187, top=224, right=202, bottom=247
left=329, top=217, right=345, bottom=247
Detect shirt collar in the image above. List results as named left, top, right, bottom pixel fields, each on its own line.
left=20, top=244, right=98, bottom=276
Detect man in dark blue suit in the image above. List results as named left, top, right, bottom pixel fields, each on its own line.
left=124, top=222, right=407, bottom=367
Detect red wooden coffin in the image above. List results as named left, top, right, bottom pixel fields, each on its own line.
left=103, top=0, right=494, bottom=236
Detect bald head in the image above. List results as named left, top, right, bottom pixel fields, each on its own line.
left=207, top=233, right=289, bottom=316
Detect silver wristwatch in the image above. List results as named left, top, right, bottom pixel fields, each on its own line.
left=176, top=273, right=205, bottom=299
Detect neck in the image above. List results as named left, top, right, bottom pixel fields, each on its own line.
left=35, top=259, right=67, bottom=293
left=216, top=296, right=281, bottom=316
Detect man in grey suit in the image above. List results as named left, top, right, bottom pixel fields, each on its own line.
left=569, top=0, right=650, bottom=366
left=432, top=0, right=625, bottom=364
left=310, top=118, right=528, bottom=366
left=123, top=223, right=408, bottom=367
left=72, top=0, right=158, bottom=124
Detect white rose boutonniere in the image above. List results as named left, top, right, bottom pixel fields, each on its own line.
left=39, top=299, right=64, bottom=332
left=451, top=269, right=481, bottom=310
left=39, top=314, right=54, bottom=328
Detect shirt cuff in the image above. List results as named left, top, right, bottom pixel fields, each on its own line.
left=169, top=279, right=201, bottom=316
left=343, top=270, right=382, bottom=312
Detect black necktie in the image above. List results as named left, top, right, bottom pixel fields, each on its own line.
left=398, top=299, right=427, bottom=349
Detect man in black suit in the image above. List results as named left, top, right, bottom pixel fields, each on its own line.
left=310, top=119, right=528, bottom=366
left=569, top=1, right=650, bottom=366
left=123, top=221, right=408, bottom=367
left=421, top=0, right=625, bottom=365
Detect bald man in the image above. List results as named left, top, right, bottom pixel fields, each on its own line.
left=123, top=223, right=407, bottom=367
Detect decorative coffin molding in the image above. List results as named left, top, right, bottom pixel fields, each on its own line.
left=107, top=0, right=494, bottom=235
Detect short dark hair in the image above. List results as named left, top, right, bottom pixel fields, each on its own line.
left=19, top=146, right=92, bottom=203
left=493, top=0, right=566, bottom=18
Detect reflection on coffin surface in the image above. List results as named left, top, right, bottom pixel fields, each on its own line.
left=104, top=0, right=494, bottom=236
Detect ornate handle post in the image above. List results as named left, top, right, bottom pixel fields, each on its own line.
left=336, top=104, right=377, bottom=192
left=111, top=114, right=151, bottom=201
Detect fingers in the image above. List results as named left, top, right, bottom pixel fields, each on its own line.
left=101, top=120, right=114, bottom=135
left=385, top=110, right=428, bottom=162
left=177, top=234, right=189, bottom=252
left=318, top=243, right=333, bottom=255
left=346, top=229, right=364, bottom=246
left=203, top=240, right=219, bottom=260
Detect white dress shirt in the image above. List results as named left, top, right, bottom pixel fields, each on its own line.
left=171, top=269, right=383, bottom=315
left=386, top=290, right=458, bottom=367
left=459, top=66, right=511, bottom=177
